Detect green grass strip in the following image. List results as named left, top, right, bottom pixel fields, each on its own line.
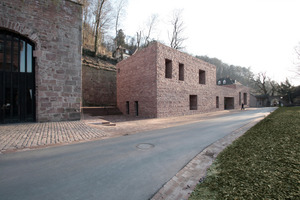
left=189, top=107, right=300, bottom=200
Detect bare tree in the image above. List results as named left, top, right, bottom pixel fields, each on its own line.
left=81, top=0, right=91, bottom=48
left=93, top=0, right=112, bottom=55
left=169, top=9, right=186, bottom=50
left=254, top=72, right=269, bottom=95
left=269, top=78, right=278, bottom=97
left=143, top=14, right=158, bottom=46
left=136, top=31, right=142, bottom=49
left=295, top=43, right=300, bottom=76
left=114, top=0, right=127, bottom=39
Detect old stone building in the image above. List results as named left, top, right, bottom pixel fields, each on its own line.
left=117, top=42, right=250, bottom=118
left=0, top=0, right=82, bottom=123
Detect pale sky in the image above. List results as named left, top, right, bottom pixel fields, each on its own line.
left=122, top=0, right=300, bottom=85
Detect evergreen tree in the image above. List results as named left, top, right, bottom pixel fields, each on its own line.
left=115, top=29, right=126, bottom=47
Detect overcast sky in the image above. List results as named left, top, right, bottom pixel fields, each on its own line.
left=122, top=0, right=300, bottom=85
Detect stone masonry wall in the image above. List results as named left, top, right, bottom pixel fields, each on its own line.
left=156, top=43, right=218, bottom=117
left=82, top=64, right=116, bottom=106
left=117, top=42, right=250, bottom=119
left=0, top=0, right=82, bottom=122
left=155, top=43, right=250, bottom=117
left=117, top=44, right=158, bottom=118
left=215, top=84, right=250, bottom=110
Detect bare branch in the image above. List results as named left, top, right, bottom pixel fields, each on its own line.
left=136, top=31, right=141, bottom=49
left=169, top=9, right=186, bottom=50
left=295, top=43, right=300, bottom=75
left=115, top=0, right=127, bottom=38
left=93, top=0, right=112, bottom=54
left=253, top=72, right=269, bottom=95
left=144, top=14, right=158, bottom=46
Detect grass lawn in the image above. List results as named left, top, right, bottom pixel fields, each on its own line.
left=189, top=107, right=300, bottom=200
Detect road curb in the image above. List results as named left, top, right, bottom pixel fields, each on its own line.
left=151, top=115, right=269, bottom=200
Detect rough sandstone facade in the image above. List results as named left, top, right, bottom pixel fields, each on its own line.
left=82, top=64, right=116, bottom=107
left=0, top=0, right=82, bottom=122
left=117, top=42, right=250, bottom=118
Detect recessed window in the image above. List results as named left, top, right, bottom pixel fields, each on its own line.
left=165, top=59, right=172, bottom=79
left=135, top=101, right=139, bottom=116
left=27, top=43, right=32, bottom=73
left=216, top=96, right=219, bottom=108
left=126, top=101, right=129, bottom=114
left=20, top=40, right=25, bottom=72
left=239, top=92, right=241, bottom=105
left=189, top=95, right=197, bottom=110
left=179, top=63, right=184, bottom=81
left=199, top=70, right=205, bottom=84
left=243, top=93, right=248, bottom=105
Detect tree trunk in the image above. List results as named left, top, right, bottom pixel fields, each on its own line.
left=94, top=0, right=106, bottom=55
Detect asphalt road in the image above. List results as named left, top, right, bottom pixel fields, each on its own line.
left=0, top=108, right=276, bottom=200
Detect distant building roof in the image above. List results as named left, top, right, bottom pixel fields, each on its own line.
left=217, top=77, right=236, bottom=85
left=112, top=46, right=133, bottom=62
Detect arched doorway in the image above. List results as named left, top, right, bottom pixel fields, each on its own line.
left=0, top=30, right=35, bottom=123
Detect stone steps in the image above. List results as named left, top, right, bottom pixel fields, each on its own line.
left=87, top=121, right=116, bottom=127
left=82, top=106, right=122, bottom=116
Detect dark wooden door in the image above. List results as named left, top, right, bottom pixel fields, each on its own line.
left=0, top=30, right=35, bottom=123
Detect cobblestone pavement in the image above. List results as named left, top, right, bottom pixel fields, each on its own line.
left=0, top=121, right=106, bottom=153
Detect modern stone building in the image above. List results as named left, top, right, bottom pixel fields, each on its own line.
left=0, top=0, right=82, bottom=123
left=117, top=42, right=250, bottom=118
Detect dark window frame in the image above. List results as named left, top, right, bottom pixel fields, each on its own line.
left=165, top=59, right=172, bottom=79
left=243, top=93, right=248, bottom=105
left=189, top=95, right=198, bottom=110
left=179, top=63, right=184, bottom=81
left=135, top=101, right=139, bottom=116
left=199, top=69, right=205, bottom=84
left=126, top=101, right=129, bottom=114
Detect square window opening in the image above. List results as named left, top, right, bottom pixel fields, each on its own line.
left=165, top=59, right=172, bottom=79
left=135, top=101, right=139, bottom=116
left=126, top=101, right=129, bottom=114
left=243, top=93, right=248, bottom=105
left=179, top=63, right=184, bottom=81
left=189, top=95, right=197, bottom=110
left=199, top=70, right=205, bottom=84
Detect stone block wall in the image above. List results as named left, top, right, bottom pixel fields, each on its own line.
left=215, top=84, right=250, bottom=110
left=0, top=0, right=82, bottom=122
left=117, top=44, right=158, bottom=118
left=117, top=42, right=250, bottom=118
left=156, top=43, right=218, bottom=117
left=155, top=43, right=250, bottom=117
left=82, top=65, right=116, bottom=106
